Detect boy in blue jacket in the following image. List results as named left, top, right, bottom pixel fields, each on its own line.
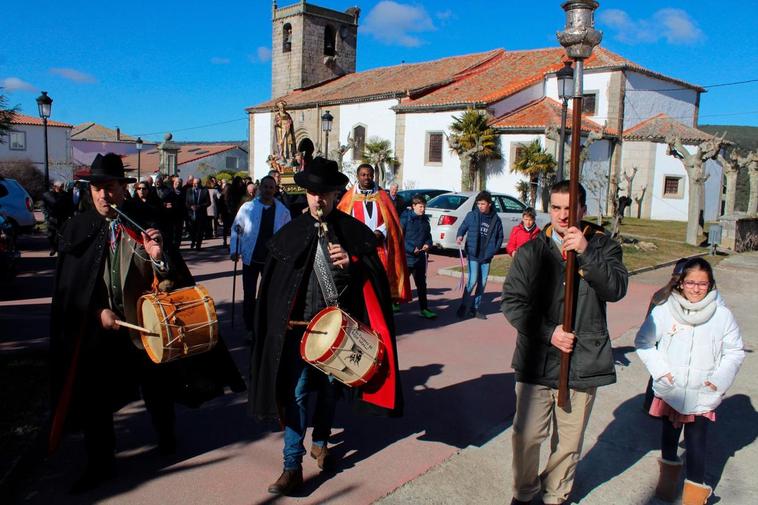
left=400, top=195, right=437, bottom=319
left=455, top=191, right=504, bottom=319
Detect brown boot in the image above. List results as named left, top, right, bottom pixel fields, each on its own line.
left=310, top=444, right=334, bottom=470
left=682, top=480, right=712, bottom=505
left=655, top=457, right=683, bottom=502
left=267, top=468, right=303, bottom=495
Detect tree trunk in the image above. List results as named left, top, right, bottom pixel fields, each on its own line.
left=723, top=171, right=738, bottom=217
left=529, top=174, right=538, bottom=207
left=460, top=158, right=472, bottom=191
left=685, top=168, right=703, bottom=246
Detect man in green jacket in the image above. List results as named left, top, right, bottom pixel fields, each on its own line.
left=501, top=180, right=628, bottom=505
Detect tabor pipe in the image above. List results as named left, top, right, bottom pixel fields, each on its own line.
left=558, top=59, right=585, bottom=410
left=109, top=204, right=150, bottom=235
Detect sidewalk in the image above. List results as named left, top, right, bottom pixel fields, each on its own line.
left=378, top=252, right=758, bottom=504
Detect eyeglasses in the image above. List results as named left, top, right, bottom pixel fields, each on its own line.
left=137, top=187, right=148, bottom=191
left=682, top=280, right=709, bottom=289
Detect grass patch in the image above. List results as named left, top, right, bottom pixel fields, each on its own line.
left=0, top=353, right=49, bottom=481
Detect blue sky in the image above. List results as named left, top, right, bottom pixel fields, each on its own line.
left=2, top=0, right=757, bottom=142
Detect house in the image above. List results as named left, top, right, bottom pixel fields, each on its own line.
left=120, top=144, right=248, bottom=181
left=247, top=1, right=724, bottom=222
left=0, top=113, right=74, bottom=181
left=71, top=123, right=157, bottom=168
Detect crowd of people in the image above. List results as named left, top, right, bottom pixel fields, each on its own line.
left=43, top=153, right=743, bottom=505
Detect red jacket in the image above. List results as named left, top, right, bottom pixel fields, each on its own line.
left=506, top=223, right=540, bottom=255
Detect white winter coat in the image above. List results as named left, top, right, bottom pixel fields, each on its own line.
left=230, top=199, right=291, bottom=265
left=635, top=295, right=744, bottom=415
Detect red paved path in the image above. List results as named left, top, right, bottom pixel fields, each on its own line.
left=3, top=237, right=661, bottom=505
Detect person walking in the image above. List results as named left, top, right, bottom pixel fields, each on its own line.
left=400, top=195, right=436, bottom=319
left=501, top=180, right=628, bottom=505
left=635, top=257, right=744, bottom=505
left=230, top=176, right=290, bottom=341
left=455, top=191, right=504, bottom=319
left=185, top=177, right=210, bottom=249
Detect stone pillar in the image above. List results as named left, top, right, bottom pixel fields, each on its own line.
left=748, top=152, right=758, bottom=216
left=157, top=133, right=180, bottom=176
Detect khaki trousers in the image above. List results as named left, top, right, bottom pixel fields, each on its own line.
left=511, top=382, right=596, bottom=504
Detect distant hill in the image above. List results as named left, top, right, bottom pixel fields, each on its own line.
left=700, top=124, right=757, bottom=212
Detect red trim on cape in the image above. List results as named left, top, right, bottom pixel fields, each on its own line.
left=358, top=278, right=398, bottom=410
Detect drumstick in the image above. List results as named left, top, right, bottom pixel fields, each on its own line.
left=288, top=320, right=310, bottom=327
left=115, top=320, right=159, bottom=336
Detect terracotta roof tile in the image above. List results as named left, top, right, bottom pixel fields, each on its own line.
left=71, top=122, right=137, bottom=142
left=120, top=144, right=245, bottom=173
left=10, top=113, right=73, bottom=128
left=622, top=114, right=720, bottom=144
left=249, top=46, right=703, bottom=113
left=489, top=97, right=615, bottom=135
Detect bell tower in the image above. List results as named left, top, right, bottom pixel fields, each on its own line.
left=271, top=1, right=359, bottom=99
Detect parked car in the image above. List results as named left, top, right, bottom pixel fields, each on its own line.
left=396, top=189, right=450, bottom=209
left=425, top=191, right=550, bottom=250
left=0, top=177, right=35, bottom=233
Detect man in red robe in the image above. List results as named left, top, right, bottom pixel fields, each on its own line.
left=337, top=164, right=410, bottom=304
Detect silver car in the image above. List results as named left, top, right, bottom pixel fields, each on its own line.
left=426, top=191, right=550, bottom=250
left=0, top=177, right=35, bottom=233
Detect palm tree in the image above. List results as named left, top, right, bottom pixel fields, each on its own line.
left=448, top=108, right=499, bottom=191
left=362, top=136, right=398, bottom=187
left=511, top=139, right=556, bottom=207
left=515, top=180, right=530, bottom=204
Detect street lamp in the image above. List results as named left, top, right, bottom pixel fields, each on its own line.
left=321, top=110, right=333, bottom=159
left=36, top=91, right=53, bottom=188
left=556, top=61, right=574, bottom=182
left=555, top=0, right=602, bottom=409
left=135, top=136, right=144, bottom=181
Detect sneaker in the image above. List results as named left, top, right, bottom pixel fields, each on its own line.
left=419, top=309, right=438, bottom=319
left=392, top=303, right=400, bottom=313
left=475, top=312, right=487, bottom=320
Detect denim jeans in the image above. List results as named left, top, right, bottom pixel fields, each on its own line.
left=282, top=349, right=339, bottom=470
left=460, top=259, right=491, bottom=311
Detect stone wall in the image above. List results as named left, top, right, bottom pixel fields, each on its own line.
left=720, top=216, right=758, bottom=252
left=620, top=140, right=656, bottom=218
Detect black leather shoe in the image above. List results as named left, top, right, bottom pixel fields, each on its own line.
left=267, top=468, right=303, bottom=495
left=510, top=498, right=532, bottom=505
left=70, top=464, right=116, bottom=494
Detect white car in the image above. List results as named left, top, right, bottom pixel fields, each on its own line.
left=426, top=191, right=550, bottom=250
left=0, top=177, right=35, bottom=233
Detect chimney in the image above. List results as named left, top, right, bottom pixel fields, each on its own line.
left=116, top=127, right=121, bottom=140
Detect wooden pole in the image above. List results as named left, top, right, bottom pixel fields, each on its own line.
left=557, top=59, right=584, bottom=409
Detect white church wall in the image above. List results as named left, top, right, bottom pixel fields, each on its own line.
left=252, top=113, right=272, bottom=181
left=579, top=139, right=613, bottom=217
left=624, top=72, right=698, bottom=130
left=486, top=133, right=542, bottom=203
left=649, top=142, right=691, bottom=221
left=338, top=99, right=398, bottom=169
left=402, top=112, right=462, bottom=192
left=490, top=83, right=543, bottom=118
left=545, top=71, right=612, bottom=127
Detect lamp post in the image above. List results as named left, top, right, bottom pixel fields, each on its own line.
left=556, top=0, right=602, bottom=408
left=135, top=136, right=143, bottom=181
left=556, top=61, right=574, bottom=182
left=321, top=110, right=333, bottom=160
left=36, top=91, right=53, bottom=188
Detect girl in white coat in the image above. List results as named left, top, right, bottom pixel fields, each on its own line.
left=635, top=258, right=744, bottom=505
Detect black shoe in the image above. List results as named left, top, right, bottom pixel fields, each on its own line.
left=267, top=468, right=303, bottom=495
left=69, top=463, right=116, bottom=494
left=158, top=433, right=177, bottom=455
left=49, top=250, right=57, bottom=256
left=510, top=498, right=532, bottom=505
left=456, top=305, right=467, bottom=319
left=475, top=311, right=487, bottom=320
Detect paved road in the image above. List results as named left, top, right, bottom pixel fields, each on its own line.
left=3, top=235, right=754, bottom=504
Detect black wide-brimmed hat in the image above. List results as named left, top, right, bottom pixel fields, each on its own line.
left=81, top=153, right=136, bottom=183
left=294, top=157, right=348, bottom=192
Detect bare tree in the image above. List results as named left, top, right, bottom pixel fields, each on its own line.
left=634, top=185, right=647, bottom=219
left=580, top=161, right=607, bottom=225
left=717, top=148, right=741, bottom=217
left=666, top=133, right=727, bottom=245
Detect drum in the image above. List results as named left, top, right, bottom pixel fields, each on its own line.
left=137, top=284, right=218, bottom=364
left=300, top=306, right=385, bottom=387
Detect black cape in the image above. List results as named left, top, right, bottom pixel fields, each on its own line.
left=248, top=209, right=403, bottom=420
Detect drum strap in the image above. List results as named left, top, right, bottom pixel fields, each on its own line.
left=314, top=237, right=340, bottom=306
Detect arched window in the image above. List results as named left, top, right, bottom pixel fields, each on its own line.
left=282, top=23, right=292, bottom=53
left=352, top=125, right=366, bottom=160
left=324, top=25, right=336, bottom=56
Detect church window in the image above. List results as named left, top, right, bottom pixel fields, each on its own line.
left=324, top=25, right=336, bottom=56
left=663, top=176, right=683, bottom=198
left=426, top=132, right=444, bottom=165
left=352, top=125, right=366, bottom=160
left=226, top=156, right=239, bottom=170
left=283, top=24, right=292, bottom=53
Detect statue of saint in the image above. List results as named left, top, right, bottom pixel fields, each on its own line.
left=273, top=100, right=296, bottom=162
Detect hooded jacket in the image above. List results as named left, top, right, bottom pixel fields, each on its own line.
left=457, top=208, right=504, bottom=262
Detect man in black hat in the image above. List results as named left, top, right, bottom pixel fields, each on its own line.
left=249, top=157, right=403, bottom=496
left=49, top=153, right=244, bottom=493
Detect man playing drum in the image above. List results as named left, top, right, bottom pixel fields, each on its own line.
left=249, top=157, right=403, bottom=496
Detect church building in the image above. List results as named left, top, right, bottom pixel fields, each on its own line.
left=247, top=0, right=725, bottom=222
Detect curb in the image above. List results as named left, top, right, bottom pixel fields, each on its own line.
left=436, top=251, right=714, bottom=282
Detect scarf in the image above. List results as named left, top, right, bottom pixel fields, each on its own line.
left=669, top=289, right=718, bottom=326
left=524, top=223, right=536, bottom=232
